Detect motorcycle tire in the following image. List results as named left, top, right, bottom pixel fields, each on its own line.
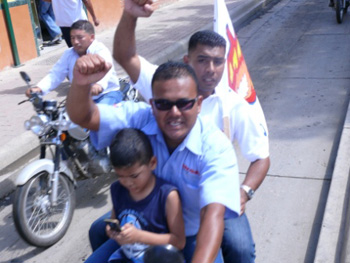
left=12, top=171, right=75, bottom=247
left=336, top=0, right=344, bottom=23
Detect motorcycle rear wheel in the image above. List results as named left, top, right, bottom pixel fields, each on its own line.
left=13, top=171, right=75, bottom=247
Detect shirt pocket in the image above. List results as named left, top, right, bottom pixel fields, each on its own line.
left=181, top=167, right=200, bottom=189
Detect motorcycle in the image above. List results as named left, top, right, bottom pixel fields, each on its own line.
left=12, top=71, right=139, bottom=247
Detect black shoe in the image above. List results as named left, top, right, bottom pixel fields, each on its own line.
left=329, top=1, right=335, bottom=7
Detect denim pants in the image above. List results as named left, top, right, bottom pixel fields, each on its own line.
left=38, top=0, right=61, bottom=39
left=87, top=212, right=255, bottom=263
left=94, top=90, right=124, bottom=106
left=221, top=214, right=256, bottom=263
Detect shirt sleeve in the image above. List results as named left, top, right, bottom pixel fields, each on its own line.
left=131, top=56, right=158, bottom=102
left=37, top=50, right=72, bottom=94
left=229, top=96, right=270, bottom=162
left=90, top=102, right=152, bottom=150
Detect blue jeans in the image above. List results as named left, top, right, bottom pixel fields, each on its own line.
left=86, top=211, right=118, bottom=263
left=94, top=90, right=124, bottom=106
left=221, top=214, right=256, bottom=263
left=87, top=212, right=253, bottom=263
left=38, top=0, right=61, bottom=39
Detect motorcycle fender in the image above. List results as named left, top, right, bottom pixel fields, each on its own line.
left=15, top=159, right=75, bottom=186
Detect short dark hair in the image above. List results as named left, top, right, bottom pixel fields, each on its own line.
left=151, top=61, right=199, bottom=94
left=109, top=128, right=154, bottom=168
left=70, top=20, right=95, bottom=35
left=188, top=30, right=226, bottom=53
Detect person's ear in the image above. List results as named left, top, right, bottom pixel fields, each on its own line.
left=149, top=156, right=157, bottom=170
left=183, top=54, right=189, bottom=64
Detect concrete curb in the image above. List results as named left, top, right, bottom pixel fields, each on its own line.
left=0, top=132, right=38, bottom=175
left=314, top=101, right=350, bottom=262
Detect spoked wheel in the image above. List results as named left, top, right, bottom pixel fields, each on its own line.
left=336, top=0, right=345, bottom=23
left=12, top=171, right=75, bottom=247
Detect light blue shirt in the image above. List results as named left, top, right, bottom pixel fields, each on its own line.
left=91, top=102, right=240, bottom=236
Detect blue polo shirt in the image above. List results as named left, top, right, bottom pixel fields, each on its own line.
left=91, top=101, right=240, bottom=236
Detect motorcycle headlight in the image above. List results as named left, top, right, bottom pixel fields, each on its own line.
left=53, top=119, right=71, bottom=131
left=24, top=115, right=50, bottom=136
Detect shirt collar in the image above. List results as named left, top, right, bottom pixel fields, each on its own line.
left=86, top=39, right=98, bottom=54
left=179, top=118, right=203, bottom=155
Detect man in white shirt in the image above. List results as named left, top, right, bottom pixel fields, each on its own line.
left=111, top=1, right=270, bottom=262
left=25, top=20, right=123, bottom=106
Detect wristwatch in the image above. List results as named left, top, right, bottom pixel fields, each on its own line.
left=241, top=184, right=255, bottom=200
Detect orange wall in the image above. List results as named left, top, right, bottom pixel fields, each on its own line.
left=0, top=4, right=37, bottom=70
left=0, top=12, right=13, bottom=70
left=87, top=0, right=123, bottom=32
left=88, top=0, right=179, bottom=33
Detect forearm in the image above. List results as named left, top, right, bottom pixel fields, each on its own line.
left=83, top=0, right=97, bottom=20
left=242, top=157, right=270, bottom=190
left=136, top=231, right=185, bottom=250
left=113, top=11, right=139, bottom=82
left=192, top=204, right=225, bottom=263
left=66, top=80, right=98, bottom=130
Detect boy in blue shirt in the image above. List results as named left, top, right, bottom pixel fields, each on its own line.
left=86, top=128, right=185, bottom=263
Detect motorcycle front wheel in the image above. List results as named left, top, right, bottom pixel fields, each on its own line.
left=13, top=171, right=75, bottom=247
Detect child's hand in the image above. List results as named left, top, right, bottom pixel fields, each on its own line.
left=106, top=224, right=119, bottom=238
left=110, top=223, right=141, bottom=245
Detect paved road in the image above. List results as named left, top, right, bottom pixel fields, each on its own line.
left=240, top=0, right=350, bottom=262
left=1, top=0, right=350, bottom=262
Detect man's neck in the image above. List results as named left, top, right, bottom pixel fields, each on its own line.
left=199, top=90, right=214, bottom=99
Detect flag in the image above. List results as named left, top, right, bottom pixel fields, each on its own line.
left=214, top=0, right=268, bottom=132
left=214, top=0, right=256, bottom=103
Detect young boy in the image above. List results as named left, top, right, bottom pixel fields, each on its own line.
left=85, top=128, right=185, bottom=263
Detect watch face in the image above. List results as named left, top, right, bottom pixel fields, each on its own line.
left=241, top=185, right=254, bottom=199
left=247, top=189, right=254, bottom=199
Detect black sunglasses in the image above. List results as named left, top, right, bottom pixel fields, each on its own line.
left=152, top=98, right=198, bottom=111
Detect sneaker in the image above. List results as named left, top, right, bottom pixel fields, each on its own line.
left=51, top=34, right=62, bottom=43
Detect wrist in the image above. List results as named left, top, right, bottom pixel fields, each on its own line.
left=240, top=184, right=255, bottom=200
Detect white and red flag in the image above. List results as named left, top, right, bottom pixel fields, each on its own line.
left=214, top=0, right=267, bottom=130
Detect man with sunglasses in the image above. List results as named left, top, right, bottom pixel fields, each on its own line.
left=111, top=1, right=270, bottom=262
left=67, top=57, right=241, bottom=263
